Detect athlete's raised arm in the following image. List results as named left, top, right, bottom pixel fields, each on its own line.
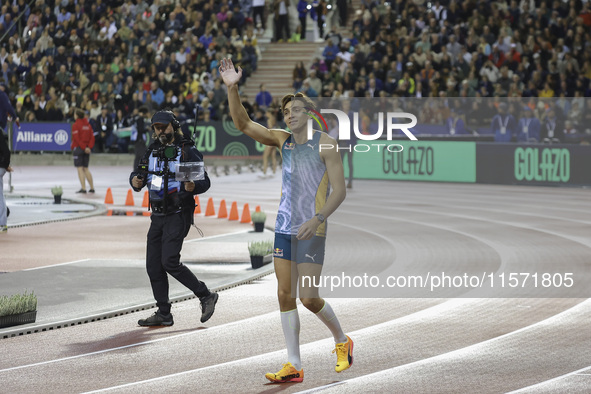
left=219, top=58, right=284, bottom=148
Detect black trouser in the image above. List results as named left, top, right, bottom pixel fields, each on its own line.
left=146, top=209, right=209, bottom=314
left=337, top=0, right=347, bottom=26
left=275, top=14, right=289, bottom=41
left=299, top=16, right=306, bottom=39
left=252, top=5, right=265, bottom=29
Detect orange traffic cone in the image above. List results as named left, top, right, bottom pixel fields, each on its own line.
left=194, top=195, right=201, bottom=214
left=218, top=199, right=228, bottom=218
left=104, top=187, right=114, bottom=204
left=205, top=197, right=215, bottom=216
left=228, top=202, right=239, bottom=221
left=125, top=189, right=135, bottom=206
left=240, top=203, right=251, bottom=223
left=255, top=205, right=261, bottom=212
left=142, top=191, right=149, bottom=207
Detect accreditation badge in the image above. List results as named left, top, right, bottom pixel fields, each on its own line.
left=151, top=175, right=163, bottom=190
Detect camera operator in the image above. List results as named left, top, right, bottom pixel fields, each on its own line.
left=129, top=110, right=218, bottom=327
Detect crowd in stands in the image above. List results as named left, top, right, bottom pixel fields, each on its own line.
left=0, top=0, right=261, bottom=152
left=300, top=0, right=591, bottom=142
left=1, top=0, right=591, bottom=151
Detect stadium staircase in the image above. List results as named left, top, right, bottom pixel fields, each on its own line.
left=241, top=41, right=322, bottom=100
left=241, top=0, right=361, bottom=100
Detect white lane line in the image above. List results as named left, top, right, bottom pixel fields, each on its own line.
left=23, top=259, right=91, bottom=271
left=0, top=309, right=274, bottom=373
left=20, top=229, right=260, bottom=271
left=358, top=183, right=590, bottom=213
left=293, top=298, right=591, bottom=394
left=83, top=298, right=589, bottom=393
left=81, top=300, right=470, bottom=393
left=184, top=229, right=250, bottom=243
left=0, top=298, right=455, bottom=379
left=507, top=366, right=591, bottom=393
left=295, top=382, right=347, bottom=394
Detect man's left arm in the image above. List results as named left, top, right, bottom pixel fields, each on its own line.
left=296, top=134, right=346, bottom=240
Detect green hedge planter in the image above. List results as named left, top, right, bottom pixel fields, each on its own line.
left=0, top=311, right=37, bottom=328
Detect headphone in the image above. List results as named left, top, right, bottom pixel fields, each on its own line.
left=151, top=110, right=181, bottom=131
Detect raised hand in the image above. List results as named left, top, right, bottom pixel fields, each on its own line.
left=218, top=58, right=243, bottom=88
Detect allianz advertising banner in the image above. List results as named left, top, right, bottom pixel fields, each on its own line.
left=12, top=122, right=71, bottom=152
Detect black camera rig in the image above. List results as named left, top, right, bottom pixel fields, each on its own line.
left=137, top=145, right=182, bottom=214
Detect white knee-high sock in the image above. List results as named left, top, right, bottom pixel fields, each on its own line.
left=315, top=301, right=347, bottom=344
left=281, top=309, right=301, bottom=370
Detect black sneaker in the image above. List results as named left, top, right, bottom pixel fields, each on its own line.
left=76, top=189, right=87, bottom=194
left=138, top=311, right=174, bottom=326
left=199, top=292, right=218, bottom=323
left=89, top=189, right=95, bottom=193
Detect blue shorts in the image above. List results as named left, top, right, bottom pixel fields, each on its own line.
left=273, top=233, right=326, bottom=265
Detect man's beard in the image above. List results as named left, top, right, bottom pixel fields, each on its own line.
left=159, top=132, right=173, bottom=144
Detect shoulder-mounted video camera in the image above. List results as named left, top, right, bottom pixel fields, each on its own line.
left=152, top=144, right=180, bottom=161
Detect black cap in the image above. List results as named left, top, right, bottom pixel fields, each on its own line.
left=151, top=110, right=175, bottom=125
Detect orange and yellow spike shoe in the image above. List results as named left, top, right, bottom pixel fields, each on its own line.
left=333, top=335, right=354, bottom=373
left=265, top=362, right=304, bottom=383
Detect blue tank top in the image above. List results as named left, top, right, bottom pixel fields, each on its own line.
left=275, top=131, right=330, bottom=236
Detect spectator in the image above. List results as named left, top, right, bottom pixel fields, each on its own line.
left=517, top=106, right=541, bottom=142
left=446, top=108, right=469, bottom=135
left=71, top=109, right=95, bottom=194
left=293, top=61, right=307, bottom=91
left=563, top=120, right=582, bottom=144
left=541, top=108, right=565, bottom=143
left=491, top=102, right=517, bottom=143
left=252, top=0, right=266, bottom=33
left=322, top=39, right=339, bottom=69
left=114, top=109, right=131, bottom=153
left=150, top=81, right=165, bottom=107
left=299, top=80, right=318, bottom=97
left=274, top=0, right=290, bottom=42
left=396, top=72, right=415, bottom=97
left=307, top=70, right=323, bottom=97
left=315, top=0, right=328, bottom=38
left=539, top=82, right=555, bottom=98
left=45, top=100, right=64, bottom=121
left=255, top=84, right=273, bottom=108
left=243, top=39, right=258, bottom=71
left=95, top=106, right=114, bottom=153
left=261, top=110, right=278, bottom=176
left=297, top=0, right=310, bottom=40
